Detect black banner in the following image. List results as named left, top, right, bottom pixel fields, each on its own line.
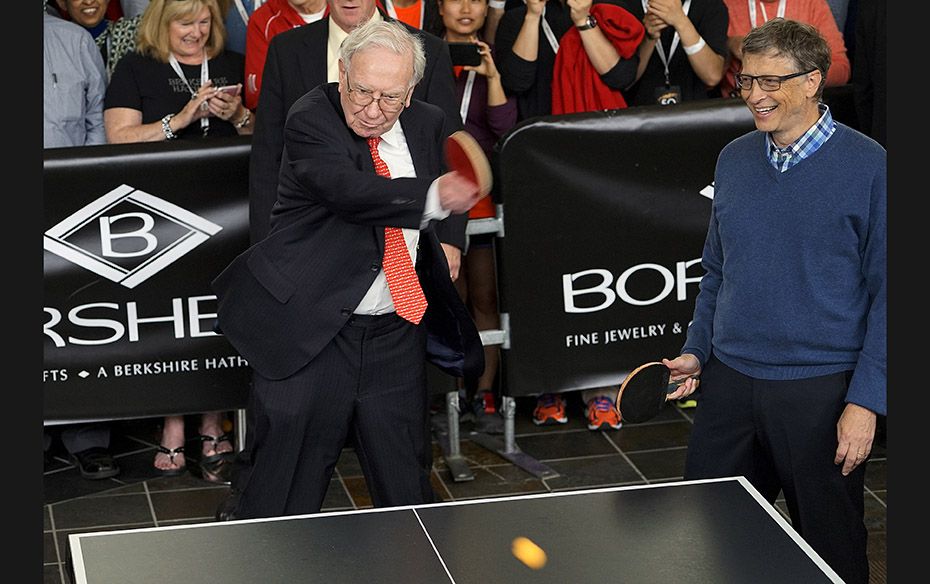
left=495, top=99, right=755, bottom=396
left=43, top=137, right=252, bottom=422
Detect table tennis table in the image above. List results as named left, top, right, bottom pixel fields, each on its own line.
left=68, top=476, right=843, bottom=583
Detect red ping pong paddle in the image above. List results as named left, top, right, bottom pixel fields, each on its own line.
left=614, top=362, right=698, bottom=424
left=444, top=130, right=493, bottom=199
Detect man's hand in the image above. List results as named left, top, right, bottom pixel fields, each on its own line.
left=440, top=243, right=462, bottom=281
left=438, top=171, right=482, bottom=214
left=662, top=354, right=702, bottom=400
left=466, top=40, right=500, bottom=80
left=835, top=403, right=877, bottom=476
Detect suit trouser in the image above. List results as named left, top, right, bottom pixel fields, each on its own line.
left=684, top=354, right=869, bottom=584
left=235, top=312, right=435, bottom=518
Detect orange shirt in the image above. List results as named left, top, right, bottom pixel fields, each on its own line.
left=469, top=195, right=495, bottom=220
left=393, top=1, right=423, bottom=29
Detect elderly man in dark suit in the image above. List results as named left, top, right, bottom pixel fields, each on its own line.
left=249, top=0, right=466, bottom=275
left=213, top=18, right=484, bottom=519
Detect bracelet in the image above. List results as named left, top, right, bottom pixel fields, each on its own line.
left=683, top=37, right=706, bottom=55
left=488, top=0, right=506, bottom=8
left=161, top=114, right=178, bottom=140
left=234, top=109, right=252, bottom=129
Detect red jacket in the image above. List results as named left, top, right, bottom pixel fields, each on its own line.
left=551, top=4, right=643, bottom=115
left=245, top=0, right=328, bottom=110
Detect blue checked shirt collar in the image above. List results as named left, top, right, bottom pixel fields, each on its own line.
left=766, top=103, right=835, bottom=172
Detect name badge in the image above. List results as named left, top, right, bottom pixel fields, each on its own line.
left=655, top=85, right=682, bottom=106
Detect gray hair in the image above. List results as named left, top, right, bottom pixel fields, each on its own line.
left=742, top=18, right=831, bottom=99
left=339, top=19, right=426, bottom=89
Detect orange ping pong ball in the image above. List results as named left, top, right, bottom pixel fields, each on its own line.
left=511, top=536, right=547, bottom=569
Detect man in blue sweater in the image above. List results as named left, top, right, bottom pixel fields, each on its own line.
left=663, top=18, right=885, bottom=584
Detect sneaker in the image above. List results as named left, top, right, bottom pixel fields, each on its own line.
left=533, top=393, right=568, bottom=426
left=472, top=390, right=504, bottom=434
left=586, top=396, right=622, bottom=431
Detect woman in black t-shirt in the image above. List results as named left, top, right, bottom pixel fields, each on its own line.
left=105, top=0, right=253, bottom=143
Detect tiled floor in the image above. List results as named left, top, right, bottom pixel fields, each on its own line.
left=44, top=395, right=887, bottom=584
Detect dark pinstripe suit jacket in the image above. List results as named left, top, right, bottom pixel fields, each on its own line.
left=213, top=83, right=483, bottom=383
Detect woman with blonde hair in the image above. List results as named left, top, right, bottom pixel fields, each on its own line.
left=105, top=0, right=253, bottom=143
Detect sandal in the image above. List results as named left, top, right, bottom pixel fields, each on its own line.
left=71, top=447, right=120, bottom=480
left=153, top=445, right=186, bottom=477
left=199, top=456, right=233, bottom=485
left=198, top=433, right=234, bottom=464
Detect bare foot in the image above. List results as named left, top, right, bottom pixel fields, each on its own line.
left=153, top=447, right=186, bottom=472
left=199, top=412, right=234, bottom=459
left=154, top=415, right=186, bottom=472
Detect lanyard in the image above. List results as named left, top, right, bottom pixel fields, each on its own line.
left=384, top=0, right=426, bottom=29
left=749, top=0, right=785, bottom=28
left=459, top=70, right=477, bottom=125
left=643, top=0, right=691, bottom=86
left=232, top=0, right=250, bottom=26
left=540, top=5, right=560, bottom=55
left=169, top=51, right=210, bottom=136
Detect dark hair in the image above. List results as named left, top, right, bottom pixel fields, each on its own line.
left=741, top=17, right=831, bottom=98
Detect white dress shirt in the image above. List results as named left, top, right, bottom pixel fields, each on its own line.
left=354, top=120, right=451, bottom=315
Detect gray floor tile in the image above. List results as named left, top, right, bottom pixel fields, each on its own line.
left=150, top=486, right=231, bottom=523
left=609, top=420, right=692, bottom=451
left=514, top=429, right=619, bottom=460
left=625, top=446, right=688, bottom=481
left=50, top=492, right=153, bottom=530
left=543, top=454, right=644, bottom=490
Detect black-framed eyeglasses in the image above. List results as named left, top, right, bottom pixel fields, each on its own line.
left=343, top=72, right=409, bottom=113
left=734, top=69, right=817, bottom=92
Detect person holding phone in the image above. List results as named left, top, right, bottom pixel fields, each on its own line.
left=433, top=0, right=516, bottom=434
left=105, top=0, right=254, bottom=142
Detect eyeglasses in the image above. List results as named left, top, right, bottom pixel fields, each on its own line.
left=734, top=69, right=816, bottom=92
left=344, top=74, right=409, bottom=113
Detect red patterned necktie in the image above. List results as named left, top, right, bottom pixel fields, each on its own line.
left=366, top=136, right=428, bottom=324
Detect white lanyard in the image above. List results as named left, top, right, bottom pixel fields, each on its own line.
left=459, top=70, right=477, bottom=125
left=540, top=5, right=560, bottom=55
left=749, top=0, right=785, bottom=28
left=232, top=0, right=250, bottom=26
left=169, top=51, right=210, bottom=136
left=384, top=0, right=426, bottom=29
left=643, top=0, right=691, bottom=85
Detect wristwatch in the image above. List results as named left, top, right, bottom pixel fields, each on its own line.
left=577, top=14, right=597, bottom=31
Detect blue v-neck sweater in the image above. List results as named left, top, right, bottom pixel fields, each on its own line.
left=682, top=123, right=887, bottom=415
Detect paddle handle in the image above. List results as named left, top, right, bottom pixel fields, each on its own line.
left=666, top=374, right=699, bottom=393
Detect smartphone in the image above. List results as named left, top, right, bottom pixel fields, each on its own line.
left=215, top=84, right=241, bottom=96
left=448, top=42, right=482, bottom=67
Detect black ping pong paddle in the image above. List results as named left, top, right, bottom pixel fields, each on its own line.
left=614, top=362, right=698, bottom=424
